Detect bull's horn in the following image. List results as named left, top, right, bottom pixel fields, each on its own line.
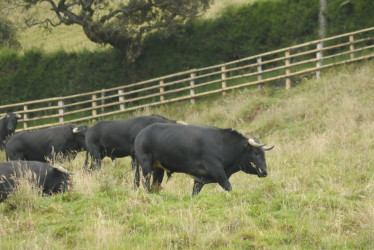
left=177, top=120, right=188, bottom=125
left=248, top=138, right=266, bottom=148
left=263, top=145, right=275, bottom=151
left=72, top=127, right=80, bottom=133
left=16, top=114, right=22, bottom=119
left=57, top=166, right=74, bottom=175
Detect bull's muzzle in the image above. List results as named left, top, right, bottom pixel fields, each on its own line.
left=251, top=162, right=268, bottom=178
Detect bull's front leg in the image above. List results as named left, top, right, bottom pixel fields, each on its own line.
left=218, top=179, right=232, bottom=192
left=210, top=167, right=232, bottom=192
left=134, top=161, right=140, bottom=189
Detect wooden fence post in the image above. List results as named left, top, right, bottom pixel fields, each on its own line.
left=58, top=100, right=64, bottom=124
left=118, top=89, right=125, bottom=111
left=285, top=50, right=291, bottom=89
left=159, top=79, right=165, bottom=101
left=190, top=72, right=196, bottom=104
left=92, top=94, right=97, bottom=117
left=221, top=66, right=227, bottom=95
left=316, top=42, right=323, bottom=80
left=101, top=89, right=105, bottom=113
left=257, top=57, right=263, bottom=88
left=23, top=105, right=28, bottom=129
left=349, top=35, right=355, bottom=59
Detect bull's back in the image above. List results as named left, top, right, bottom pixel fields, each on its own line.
left=88, top=116, right=173, bottom=147
left=6, top=132, right=49, bottom=161
left=135, top=124, right=220, bottom=174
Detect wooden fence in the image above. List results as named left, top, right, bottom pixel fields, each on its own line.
left=1, top=26, right=374, bottom=132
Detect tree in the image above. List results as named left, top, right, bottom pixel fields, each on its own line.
left=319, top=0, right=327, bottom=39
left=0, top=16, right=21, bottom=49
left=5, top=0, right=211, bottom=60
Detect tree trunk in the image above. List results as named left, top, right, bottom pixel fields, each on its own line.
left=319, top=0, right=327, bottom=39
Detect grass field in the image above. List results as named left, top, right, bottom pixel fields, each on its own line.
left=0, top=60, right=373, bottom=248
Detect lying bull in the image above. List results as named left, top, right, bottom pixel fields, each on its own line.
left=135, top=123, right=274, bottom=195
left=0, top=112, right=22, bottom=150
left=0, top=161, right=73, bottom=201
left=6, top=124, right=88, bottom=163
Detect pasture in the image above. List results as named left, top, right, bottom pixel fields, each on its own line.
left=0, top=61, right=373, bottom=248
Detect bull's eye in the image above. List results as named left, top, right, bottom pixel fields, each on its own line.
left=250, top=162, right=256, bottom=168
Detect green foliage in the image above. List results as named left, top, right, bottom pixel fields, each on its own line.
left=0, top=0, right=374, bottom=105
left=0, top=17, right=21, bottom=50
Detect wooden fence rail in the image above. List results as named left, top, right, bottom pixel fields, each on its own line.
left=1, top=26, right=374, bottom=132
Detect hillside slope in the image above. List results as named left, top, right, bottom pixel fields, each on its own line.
left=0, top=61, right=373, bottom=248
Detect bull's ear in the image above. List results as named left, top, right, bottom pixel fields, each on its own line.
left=16, top=114, right=22, bottom=119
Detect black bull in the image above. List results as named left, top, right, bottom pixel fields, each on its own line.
left=134, top=123, right=274, bottom=195
left=84, top=115, right=186, bottom=179
left=5, top=124, right=88, bottom=163
left=0, top=112, right=21, bottom=150
left=0, top=161, right=73, bottom=201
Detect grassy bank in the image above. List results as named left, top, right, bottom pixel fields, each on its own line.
left=0, top=61, right=373, bottom=248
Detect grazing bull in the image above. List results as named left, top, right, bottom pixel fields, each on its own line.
left=6, top=124, right=88, bottom=163
left=0, top=161, right=73, bottom=201
left=0, top=112, right=21, bottom=150
left=134, top=123, right=274, bottom=195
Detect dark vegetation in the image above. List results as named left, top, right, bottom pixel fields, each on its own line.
left=0, top=0, right=373, bottom=105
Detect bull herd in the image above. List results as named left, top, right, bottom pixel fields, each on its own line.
left=0, top=112, right=274, bottom=201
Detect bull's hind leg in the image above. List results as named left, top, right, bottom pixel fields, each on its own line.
left=88, top=146, right=101, bottom=170
left=139, top=157, right=153, bottom=193
left=192, top=181, right=204, bottom=196
left=151, top=168, right=164, bottom=191
left=83, top=151, right=89, bottom=168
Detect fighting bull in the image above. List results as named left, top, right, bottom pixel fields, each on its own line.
left=6, top=124, right=87, bottom=163
left=0, top=161, right=73, bottom=201
left=84, top=114, right=186, bottom=186
left=0, top=112, right=21, bottom=150
left=134, top=123, right=274, bottom=195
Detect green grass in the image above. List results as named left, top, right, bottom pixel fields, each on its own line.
left=0, top=60, right=373, bottom=248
